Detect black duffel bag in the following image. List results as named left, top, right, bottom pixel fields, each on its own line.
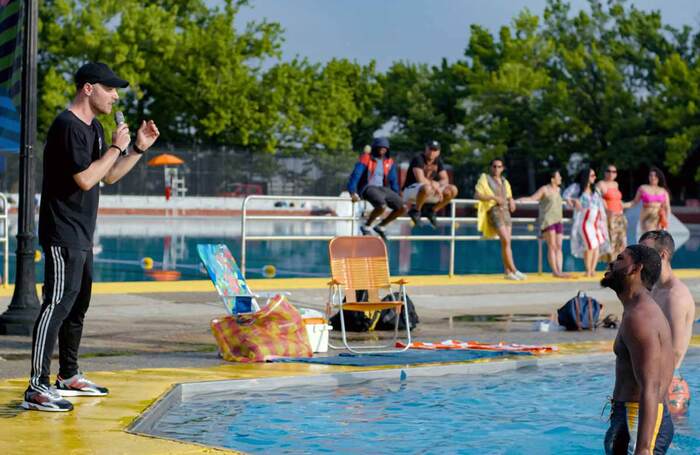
left=330, top=290, right=373, bottom=332
left=374, top=292, right=420, bottom=331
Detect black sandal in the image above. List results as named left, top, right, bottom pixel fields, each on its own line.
left=599, top=314, right=619, bottom=329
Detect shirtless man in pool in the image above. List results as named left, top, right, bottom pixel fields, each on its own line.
left=601, top=245, right=674, bottom=454
left=640, top=230, right=696, bottom=415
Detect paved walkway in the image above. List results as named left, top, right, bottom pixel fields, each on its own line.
left=1, top=271, right=698, bottom=379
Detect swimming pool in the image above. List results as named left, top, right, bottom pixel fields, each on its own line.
left=5, top=218, right=700, bottom=282
left=145, top=353, right=699, bottom=454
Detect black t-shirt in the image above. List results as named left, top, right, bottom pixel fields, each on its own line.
left=39, top=110, right=105, bottom=250
left=403, top=153, right=445, bottom=189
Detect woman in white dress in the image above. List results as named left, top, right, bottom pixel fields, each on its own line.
left=563, top=167, right=611, bottom=277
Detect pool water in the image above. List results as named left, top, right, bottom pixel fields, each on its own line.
left=4, top=219, right=700, bottom=282
left=152, top=355, right=700, bottom=454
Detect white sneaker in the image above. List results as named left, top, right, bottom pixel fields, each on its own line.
left=505, top=272, right=520, bottom=280
left=22, top=386, right=73, bottom=412
left=514, top=270, right=527, bottom=280
left=55, top=373, right=109, bottom=397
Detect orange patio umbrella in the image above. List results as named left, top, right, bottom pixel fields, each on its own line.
left=147, top=153, right=184, bottom=166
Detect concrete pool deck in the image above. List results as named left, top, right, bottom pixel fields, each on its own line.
left=0, top=271, right=698, bottom=453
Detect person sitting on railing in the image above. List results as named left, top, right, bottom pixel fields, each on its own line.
left=516, top=170, right=571, bottom=278
left=402, top=140, right=458, bottom=228
left=475, top=158, right=527, bottom=280
left=347, top=137, right=405, bottom=241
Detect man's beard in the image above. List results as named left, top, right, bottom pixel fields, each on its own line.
left=90, top=98, right=111, bottom=115
left=601, top=268, right=626, bottom=294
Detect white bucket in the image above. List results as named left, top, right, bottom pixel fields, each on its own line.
left=305, top=322, right=332, bottom=353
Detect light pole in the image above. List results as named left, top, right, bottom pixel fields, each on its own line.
left=0, top=0, right=40, bottom=335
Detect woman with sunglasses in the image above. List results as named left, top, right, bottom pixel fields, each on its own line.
left=517, top=170, right=570, bottom=278
left=596, top=164, right=627, bottom=260
left=625, top=166, right=671, bottom=234
left=564, top=167, right=610, bottom=277
left=475, top=158, right=526, bottom=280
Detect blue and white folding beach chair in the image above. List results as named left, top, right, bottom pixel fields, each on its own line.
left=197, top=244, right=281, bottom=315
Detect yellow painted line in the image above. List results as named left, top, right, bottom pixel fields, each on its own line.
left=0, top=268, right=699, bottom=297
left=0, top=340, right=622, bottom=454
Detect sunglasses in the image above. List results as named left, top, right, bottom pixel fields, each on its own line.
left=605, top=169, right=617, bottom=173
left=492, top=164, right=503, bottom=168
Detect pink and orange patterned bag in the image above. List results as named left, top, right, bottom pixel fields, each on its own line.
left=211, top=294, right=312, bottom=362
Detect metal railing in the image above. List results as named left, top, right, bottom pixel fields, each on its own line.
left=0, top=194, right=9, bottom=287
left=240, top=195, right=571, bottom=277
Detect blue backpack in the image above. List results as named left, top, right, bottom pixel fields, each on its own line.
left=558, top=291, right=602, bottom=331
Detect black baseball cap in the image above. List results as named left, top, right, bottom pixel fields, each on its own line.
left=75, top=62, right=129, bottom=89
left=425, top=140, right=441, bottom=150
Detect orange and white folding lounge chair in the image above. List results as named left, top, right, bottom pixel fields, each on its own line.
left=327, top=236, right=411, bottom=353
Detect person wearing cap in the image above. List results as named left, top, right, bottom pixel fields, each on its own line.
left=402, top=140, right=458, bottom=228
left=347, top=137, right=404, bottom=241
left=22, top=62, right=160, bottom=412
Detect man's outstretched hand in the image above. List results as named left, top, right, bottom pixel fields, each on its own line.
left=135, top=120, right=160, bottom=151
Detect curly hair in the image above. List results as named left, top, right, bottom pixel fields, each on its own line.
left=626, top=244, right=662, bottom=290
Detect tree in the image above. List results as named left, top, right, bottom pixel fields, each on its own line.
left=654, top=52, right=700, bottom=187
left=453, top=11, right=562, bottom=192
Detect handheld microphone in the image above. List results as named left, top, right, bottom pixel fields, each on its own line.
left=114, top=111, right=128, bottom=156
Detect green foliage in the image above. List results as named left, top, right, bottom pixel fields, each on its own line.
left=443, top=0, right=699, bottom=195
left=36, top=0, right=700, bottom=196
left=37, top=0, right=376, bottom=155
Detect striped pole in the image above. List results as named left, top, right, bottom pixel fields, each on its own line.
left=0, top=0, right=40, bottom=335
left=0, top=0, right=21, bottom=152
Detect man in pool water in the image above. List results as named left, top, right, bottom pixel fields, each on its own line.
left=22, top=62, right=160, bottom=412
left=640, top=230, right=695, bottom=416
left=602, top=245, right=674, bottom=454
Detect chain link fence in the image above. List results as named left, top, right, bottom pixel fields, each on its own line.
left=0, top=146, right=365, bottom=197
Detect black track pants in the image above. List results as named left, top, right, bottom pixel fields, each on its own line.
left=29, top=246, right=92, bottom=390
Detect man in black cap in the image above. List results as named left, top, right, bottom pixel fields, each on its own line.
left=402, top=140, right=458, bottom=228
left=347, top=137, right=404, bottom=240
left=22, top=62, right=160, bottom=412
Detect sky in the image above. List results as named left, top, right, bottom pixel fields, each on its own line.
left=233, top=0, right=700, bottom=70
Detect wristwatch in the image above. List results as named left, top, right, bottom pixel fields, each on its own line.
left=132, top=143, right=146, bottom=154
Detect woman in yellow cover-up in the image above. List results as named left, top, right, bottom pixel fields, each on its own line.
left=475, top=158, right=526, bottom=280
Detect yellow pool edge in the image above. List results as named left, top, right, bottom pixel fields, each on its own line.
left=4, top=337, right=700, bottom=454
left=2, top=268, right=700, bottom=296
